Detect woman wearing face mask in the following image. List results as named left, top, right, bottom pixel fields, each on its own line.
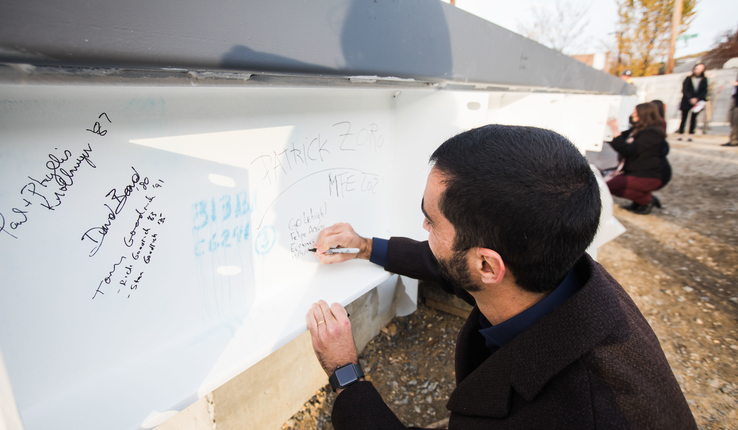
left=677, top=63, right=708, bottom=141
left=606, top=103, right=668, bottom=214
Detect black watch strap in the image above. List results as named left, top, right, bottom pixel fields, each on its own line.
left=329, top=363, right=364, bottom=392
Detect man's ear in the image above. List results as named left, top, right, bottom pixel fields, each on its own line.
left=475, top=248, right=505, bottom=284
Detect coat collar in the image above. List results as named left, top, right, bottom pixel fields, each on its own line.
left=447, top=255, right=628, bottom=418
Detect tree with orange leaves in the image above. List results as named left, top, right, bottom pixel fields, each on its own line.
left=612, top=0, right=697, bottom=77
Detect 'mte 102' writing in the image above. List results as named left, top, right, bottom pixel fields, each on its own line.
left=0, top=113, right=108, bottom=240
left=193, top=192, right=252, bottom=256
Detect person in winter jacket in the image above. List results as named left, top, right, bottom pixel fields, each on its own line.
left=607, top=102, right=670, bottom=214
left=677, top=63, right=708, bottom=141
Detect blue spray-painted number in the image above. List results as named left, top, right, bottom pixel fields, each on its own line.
left=194, top=223, right=250, bottom=256
left=192, top=191, right=250, bottom=231
left=192, top=191, right=252, bottom=257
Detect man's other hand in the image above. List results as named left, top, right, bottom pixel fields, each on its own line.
left=314, top=223, right=372, bottom=264
left=306, top=300, right=359, bottom=378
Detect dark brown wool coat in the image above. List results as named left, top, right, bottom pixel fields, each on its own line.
left=332, top=237, right=696, bottom=429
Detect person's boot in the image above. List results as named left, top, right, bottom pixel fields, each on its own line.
left=632, top=199, right=655, bottom=215
left=652, top=195, right=662, bottom=209
left=625, top=202, right=643, bottom=212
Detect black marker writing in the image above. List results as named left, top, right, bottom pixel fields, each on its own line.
left=86, top=112, right=112, bottom=136
left=82, top=166, right=140, bottom=257
left=93, top=255, right=126, bottom=299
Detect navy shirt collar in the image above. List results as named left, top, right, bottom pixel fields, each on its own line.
left=479, top=266, right=584, bottom=352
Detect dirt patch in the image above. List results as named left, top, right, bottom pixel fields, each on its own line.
left=280, top=304, right=462, bottom=430
left=282, top=134, right=738, bottom=430
left=600, top=135, right=738, bottom=428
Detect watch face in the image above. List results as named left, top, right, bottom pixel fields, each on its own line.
left=335, top=365, right=359, bottom=386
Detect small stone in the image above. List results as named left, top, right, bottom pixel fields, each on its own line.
left=414, top=406, right=421, bottom=413
left=683, top=286, right=694, bottom=293
left=426, top=395, right=433, bottom=403
left=393, top=398, right=409, bottom=405
left=387, top=323, right=397, bottom=336
left=407, top=379, right=417, bottom=386
left=695, top=318, right=703, bottom=325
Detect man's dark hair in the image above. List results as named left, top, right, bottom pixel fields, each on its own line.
left=429, top=125, right=601, bottom=293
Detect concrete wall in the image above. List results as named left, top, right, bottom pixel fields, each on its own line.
left=155, top=275, right=412, bottom=430
left=632, top=69, right=738, bottom=133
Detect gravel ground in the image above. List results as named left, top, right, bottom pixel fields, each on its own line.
left=282, top=134, right=738, bottom=430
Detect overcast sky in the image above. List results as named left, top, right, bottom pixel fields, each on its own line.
left=452, top=0, right=738, bottom=58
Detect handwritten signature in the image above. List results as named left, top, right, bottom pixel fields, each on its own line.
left=81, top=166, right=141, bottom=257
left=0, top=113, right=107, bottom=240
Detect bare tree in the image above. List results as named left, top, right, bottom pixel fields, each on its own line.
left=517, top=0, right=591, bottom=55
left=703, top=25, right=738, bottom=69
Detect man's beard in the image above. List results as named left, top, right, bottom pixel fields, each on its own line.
left=437, top=249, right=481, bottom=293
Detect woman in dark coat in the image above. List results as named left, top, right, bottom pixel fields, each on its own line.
left=677, top=63, right=708, bottom=140
left=606, top=103, right=669, bottom=214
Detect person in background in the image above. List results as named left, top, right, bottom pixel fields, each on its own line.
left=651, top=99, right=667, bottom=132
left=650, top=99, right=672, bottom=188
left=620, top=69, right=633, bottom=84
left=722, top=73, right=738, bottom=147
left=677, top=63, right=708, bottom=141
left=606, top=103, right=668, bottom=214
